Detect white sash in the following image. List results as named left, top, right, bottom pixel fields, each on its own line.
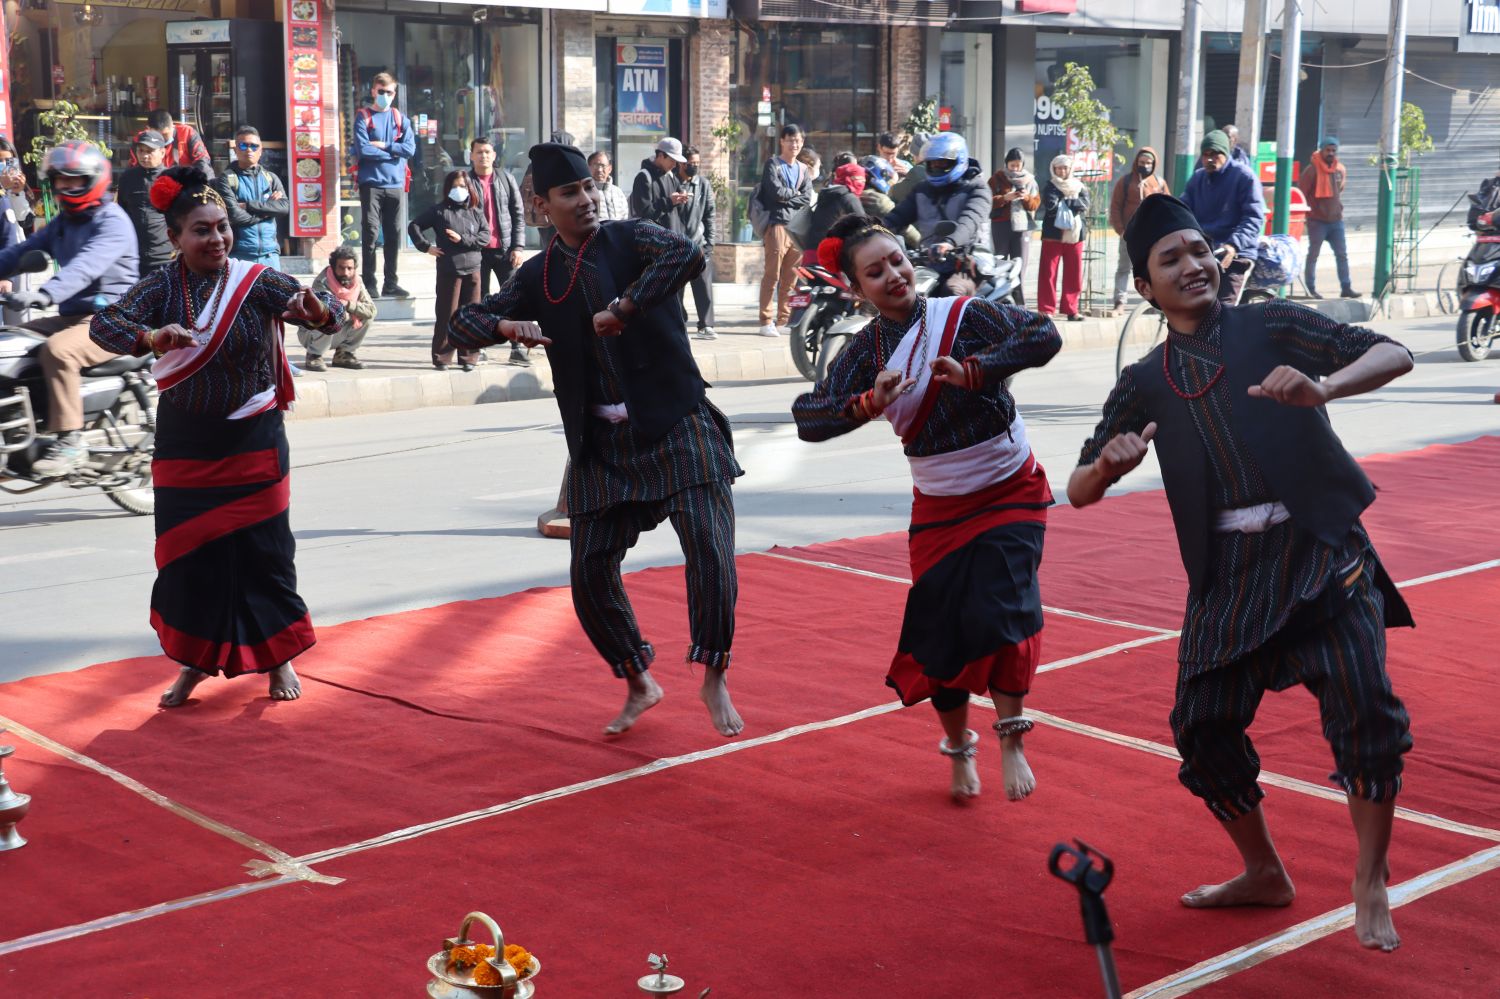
left=881, top=296, right=970, bottom=439
left=907, top=415, right=1033, bottom=496
left=151, top=260, right=294, bottom=420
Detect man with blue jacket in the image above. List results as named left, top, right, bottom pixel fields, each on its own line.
left=216, top=125, right=287, bottom=268
left=355, top=71, right=417, bottom=298
left=0, top=140, right=138, bottom=476
left=1182, top=130, right=1265, bottom=305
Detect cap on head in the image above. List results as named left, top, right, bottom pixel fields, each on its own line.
left=528, top=142, right=590, bottom=197
left=134, top=130, right=169, bottom=151
left=1201, top=130, right=1230, bottom=157
left=654, top=137, right=686, bottom=163
left=1124, top=193, right=1206, bottom=278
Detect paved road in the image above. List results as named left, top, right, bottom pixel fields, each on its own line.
left=2, top=313, right=1493, bottom=682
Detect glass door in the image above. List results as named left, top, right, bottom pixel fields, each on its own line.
left=170, top=50, right=204, bottom=141
left=398, top=20, right=477, bottom=220
left=206, top=48, right=234, bottom=176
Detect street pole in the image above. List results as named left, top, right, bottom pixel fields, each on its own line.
left=1235, top=0, right=1268, bottom=162
left=1272, top=0, right=1302, bottom=236
left=1174, top=0, right=1203, bottom=190
left=1374, top=0, right=1410, bottom=296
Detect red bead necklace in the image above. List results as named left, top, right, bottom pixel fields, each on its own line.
left=541, top=227, right=601, bottom=305
left=1162, top=333, right=1225, bottom=400
left=179, top=260, right=230, bottom=337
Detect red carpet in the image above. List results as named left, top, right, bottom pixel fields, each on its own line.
left=0, top=436, right=1495, bottom=996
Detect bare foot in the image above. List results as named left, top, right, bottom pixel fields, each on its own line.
left=999, top=736, right=1036, bottom=801
left=159, top=667, right=208, bottom=708
left=1353, top=870, right=1400, bottom=951
left=949, top=753, right=981, bottom=801
left=604, top=672, right=663, bottom=736
left=1181, top=868, right=1296, bottom=908
left=698, top=666, right=744, bottom=737
left=268, top=663, right=302, bottom=701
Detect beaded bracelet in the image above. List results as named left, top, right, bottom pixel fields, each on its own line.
left=961, top=356, right=985, bottom=391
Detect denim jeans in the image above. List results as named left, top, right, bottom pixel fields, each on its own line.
left=1305, top=218, right=1352, bottom=293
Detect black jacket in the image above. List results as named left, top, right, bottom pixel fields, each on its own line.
left=673, top=173, right=715, bottom=246
left=1040, top=181, right=1091, bottom=242
left=116, top=165, right=174, bottom=272
left=467, top=168, right=525, bottom=252
left=806, top=184, right=865, bottom=249
left=1128, top=302, right=1412, bottom=629
left=885, top=165, right=992, bottom=251
left=408, top=201, right=491, bottom=275
left=629, top=159, right=681, bottom=227
left=756, top=156, right=812, bottom=227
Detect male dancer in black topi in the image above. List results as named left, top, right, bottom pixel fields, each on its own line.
left=450, top=142, right=744, bottom=738
left=1068, top=194, right=1415, bottom=952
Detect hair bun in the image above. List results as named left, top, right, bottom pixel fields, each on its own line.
left=149, top=175, right=184, bottom=213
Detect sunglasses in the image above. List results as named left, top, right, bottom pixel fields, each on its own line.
left=238, top=142, right=261, bottom=151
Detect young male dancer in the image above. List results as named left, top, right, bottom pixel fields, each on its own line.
left=1068, top=194, right=1415, bottom=951
left=449, top=142, right=744, bottom=738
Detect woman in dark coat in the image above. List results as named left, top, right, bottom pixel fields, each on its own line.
left=409, top=169, right=491, bottom=370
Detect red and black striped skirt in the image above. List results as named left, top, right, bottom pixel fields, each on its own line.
left=149, top=399, right=315, bottom=675
left=886, top=456, right=1052, bottom=707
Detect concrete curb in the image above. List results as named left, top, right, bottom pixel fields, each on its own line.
left=284, top=297, right=1408, bottom=421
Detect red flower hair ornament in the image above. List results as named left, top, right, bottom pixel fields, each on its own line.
left=148, top=175, right=184, bottom=213
left=816, top=236, right=844, bottom=275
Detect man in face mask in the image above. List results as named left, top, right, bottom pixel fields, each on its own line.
left=354, top=71, right=418, bottom=298
left=673, top=146, right=717, bottom=340
left=1108, top=147, right=1170, bottom=312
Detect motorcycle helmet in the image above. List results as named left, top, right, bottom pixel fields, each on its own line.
left=860, top=155, right=892, bottom=194
left=44, top=140, right=111, bottom=214
left=921, top=133, right=969, bottom=188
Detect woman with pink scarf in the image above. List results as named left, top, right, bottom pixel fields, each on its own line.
left=299, top=246, right=376, bottom=370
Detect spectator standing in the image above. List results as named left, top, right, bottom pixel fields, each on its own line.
left=1107, top=147, right=1169, bottom=312
left=630, top=137, right=687, bottom=225
left=354, top=71, right=417, bottom=298
left=888, top=136, right=928, bottom=208
left=408, top=170, right=490, bottom=371
left=674, top=145, right=717, bottom=340
left=1180, top=129, right=1265, bottom=305
left=1297, top=137, right=1357, bottom=299
left=0, top=137, right=32, bottom=324
left=803, top=152, right=865, bottom=263
left=115, top=131, right=175, bottom=275
left=466, top=136, right=529, bottom=366
left=522, top=129, right=576, bottom=248
left=216, top=125, right=287, bottom=268
left=589, top=150, right=630, bottom=220
left=140, top=109, right=212, bottom=175
left=876, top=130, right=912, bottom=178
left=755, top=124, right=812, bottom=337
left=1037, top=155, right=1090, bottom=321
left=988, top=148, right=1041, bottom=307
left=1223, top=124, right=1253, bottom=169
left=299, top=246, right=374, bottom=371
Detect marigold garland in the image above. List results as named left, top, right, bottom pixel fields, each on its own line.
left=503, top=944, right=532, bottom=974
left=449, top=940, right=534, bottom=983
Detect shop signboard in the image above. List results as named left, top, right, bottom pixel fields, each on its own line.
left=283, top=0, right=336, bottom=239
left=616, top=43, right=668, bottom=138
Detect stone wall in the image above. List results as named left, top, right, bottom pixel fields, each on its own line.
left=888, top=26, right=926, bottom=143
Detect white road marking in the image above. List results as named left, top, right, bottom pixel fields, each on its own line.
left=1394, top=558, right=1500, bottom=589
left=0, top=547, right=101, bottom=566
left=473, top=487, right=563, bottom=502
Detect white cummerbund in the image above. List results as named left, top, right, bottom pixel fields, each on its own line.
left=905, top=413, right=1032, bottom=497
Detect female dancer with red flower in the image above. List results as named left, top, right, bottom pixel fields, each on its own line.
left=792, top=214, right=1062, bottom=801
left=89, top=166, right=344, bottom=707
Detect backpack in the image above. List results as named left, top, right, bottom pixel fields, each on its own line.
left=355, top=106, right=412, bottom=192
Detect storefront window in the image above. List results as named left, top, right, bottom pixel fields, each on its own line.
left=1033, top=33, right=1171, bottom=184
left=726, top=24, right=880, bottom=240
left=335, top=5, right=541, bottom=244
left=937, top=32, right=992, bottom=159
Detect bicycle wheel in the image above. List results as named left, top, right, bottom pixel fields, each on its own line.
left=1436, top=261, right=1461, bottom=316
left=1115, top=300, right=1167, bottom=377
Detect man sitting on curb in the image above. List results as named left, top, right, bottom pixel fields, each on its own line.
left=299, top=246, right=374, bottom=371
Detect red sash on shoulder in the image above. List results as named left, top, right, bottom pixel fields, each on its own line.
left=152, top=260, right=266, bottom=394
left=899, top=296, right=969, bottom=446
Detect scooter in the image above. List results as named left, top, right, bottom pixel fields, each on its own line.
left=1456, top=196, right=1500, bottom=362
left=0, top=251, right=157, bottom=514
left=786, top=258, right=870, bottom=383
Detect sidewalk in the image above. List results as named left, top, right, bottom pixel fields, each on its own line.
left=282, top=249, right=1429, bottom=421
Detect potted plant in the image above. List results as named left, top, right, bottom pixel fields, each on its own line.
left=25, top=99, right=92, bottom=222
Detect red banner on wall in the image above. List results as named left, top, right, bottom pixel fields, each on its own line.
left=284, top=0, right=336, bottom=239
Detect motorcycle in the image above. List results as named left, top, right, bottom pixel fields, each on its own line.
left=787, top=258, right=870, bottom=383
left=0, top=251, right=157, bottom=514
left=1455, top=196, right=1500, bottom=362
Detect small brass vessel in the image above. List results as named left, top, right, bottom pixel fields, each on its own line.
left=0, top=738, right=30, bottom=851
left=425, top=911, right=539, bottom=998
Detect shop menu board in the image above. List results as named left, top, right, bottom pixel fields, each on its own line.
left=285, top=0, right=332, bottom=238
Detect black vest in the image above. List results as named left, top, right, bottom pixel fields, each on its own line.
left=1132, top=304, right=1375, bottom=594
left=525, top=220, right=707, bottom=461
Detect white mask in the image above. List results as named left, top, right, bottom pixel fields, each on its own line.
left=448, top=187, right=470, bottom=205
